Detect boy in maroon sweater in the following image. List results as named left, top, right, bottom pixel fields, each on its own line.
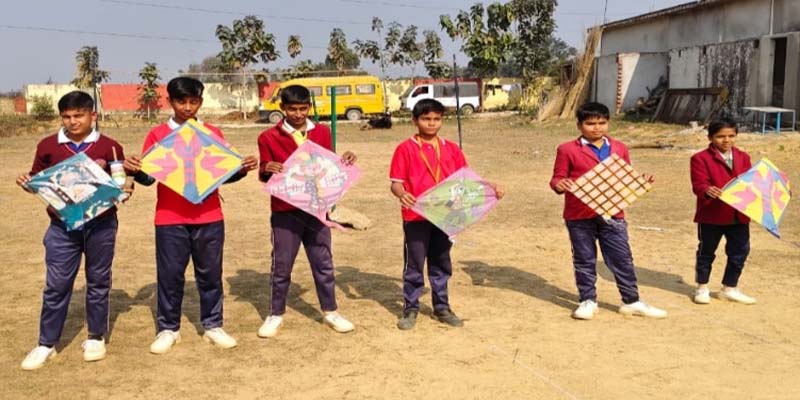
left=16, top=91, right=131, bottom=370
left=124, top=77, right=258, bottom=354
left=690, top=118, right=756, bottom=305
left=256, top=85, right=357, bottom=337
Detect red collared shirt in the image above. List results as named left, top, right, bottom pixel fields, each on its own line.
left=389, top=136, right=468, bottom=221
left=257, top=119, right=334, bottom=212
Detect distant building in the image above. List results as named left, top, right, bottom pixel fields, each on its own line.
left=592, top=0, right=800, bottom=116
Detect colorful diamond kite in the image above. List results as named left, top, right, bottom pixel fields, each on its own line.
left=265, top=140, right=361, bottom=225
left=26, top=152, right=126, bottom=231
left=410, top=167, right=499, bottom=239
left=719, top=158, right=792, bottom=238
left=570, top=153, right=652, bottom=219
left=140, top=119, right=243, bottom=204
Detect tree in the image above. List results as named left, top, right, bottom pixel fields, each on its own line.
left=215, top=15, right=278, bottom=118
left=288, top=35, right=303, bottom=59
left=422, top=30, right=451, bottom=79
left=327, top=28, right=360, bottom=74
left=180, top=56, right=235, bottom=83
left=137, top=62, right=161, bottom=119
left=512, top=0, right=558, bottom=87
left=71, top=46, right=110, bottom=117
left=439, top=3, right=515, bottom=78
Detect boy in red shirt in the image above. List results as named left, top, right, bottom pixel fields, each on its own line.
left=550, top=102, right=666, bottom=320
left=16, top=91, right=135, bottom=369
left=389, top=99, right=504, bottom=330
left=124, top=77, right=258, bottom=353
left=689, top=118, right=755, bottom=305
left=256, top=85, right=357, bottom=337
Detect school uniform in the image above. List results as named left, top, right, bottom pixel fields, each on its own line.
left=690, top=145, right=752, bottom=286
left=143, top=118, right=247, bottom=333
left=549, top=136, right=640, bottom=304
left=389, top=135, right=467, bottom=313
left=29, top=128, right=124, bottom=346
left=257, top=119, right=338, bottom=316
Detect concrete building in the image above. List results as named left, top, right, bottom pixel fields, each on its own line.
left=592, top=0, right=800, bottom=117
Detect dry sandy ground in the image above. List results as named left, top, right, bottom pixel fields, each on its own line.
left=1, top=117, right=799, bottom=399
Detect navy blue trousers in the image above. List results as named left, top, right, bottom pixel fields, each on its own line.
left=402, top=221, right=453, bottom=313
left=39, top=212, right=117, bottom=347
left=269, top=211, right=337, bottom=316
left=155, top=221, right=225, bottom=332
left=565, top=217, right=640, bottom=304
left=695, top=223, right=750, bottom=286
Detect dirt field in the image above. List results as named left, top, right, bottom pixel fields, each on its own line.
left=1, top=116, right=799, bottom=399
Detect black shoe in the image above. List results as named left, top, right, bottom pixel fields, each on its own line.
left=397, top=310, right=418, bottom=330
left=433, top=308, right=464, bottom=327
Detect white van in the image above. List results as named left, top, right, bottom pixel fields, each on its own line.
left=401, top=81, right=481, bottom=114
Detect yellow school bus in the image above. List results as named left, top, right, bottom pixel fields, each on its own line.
left=259, top=75, right=385, bottom=123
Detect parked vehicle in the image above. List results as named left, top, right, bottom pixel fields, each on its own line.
left=259, top=75, right=385, bottom=123
left=400, top=80, right=481, bottom=114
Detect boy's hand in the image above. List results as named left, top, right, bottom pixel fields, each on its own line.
left=94, top=159, right=107, bottom=169
left=643, top=173, right=656, bottom=184
left=124, top=155, right=142, bottom=174
left=341, top=151, right=357, bottom=166
left=555, top=178, right=575, bottom=193
left=706, top=186, right=723, bottom=199
left=241, top=155, right=258, bottom=172
left=490, top=182, right=506, bottom=199
left=398, top=192, right=417, bottom=208
left=264, top=162, right=284, bottom=174
left=16, top=173, right=34, bottom=193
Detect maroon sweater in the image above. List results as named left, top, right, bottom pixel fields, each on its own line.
left=30, top=132, right=125, bottom=221
left=690, top=144, right=752, bottom=225
left=257, top=121, right=333, bottom=212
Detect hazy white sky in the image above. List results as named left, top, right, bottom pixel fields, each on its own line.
left=0, top=0, right=687, bottom=91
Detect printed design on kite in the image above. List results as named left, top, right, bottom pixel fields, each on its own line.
left=719, top=158, right=792, bottom=238
left=279, top=151, right=349, bottom=214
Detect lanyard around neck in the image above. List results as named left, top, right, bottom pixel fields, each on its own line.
left=416, top=135, right=441, bottom=183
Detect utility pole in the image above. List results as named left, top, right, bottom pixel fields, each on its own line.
left=603, top=0, right=609, bottom=24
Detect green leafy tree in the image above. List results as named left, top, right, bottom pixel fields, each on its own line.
left=137, top=62, right=161, bottom=119
left=215, top=15, right=278, bottom=118
left=440, top=3, right=515, bottom=78
left=71, top=46, right=109, bottom=117
left=513, top=0, right=558, bottom=87
left=288, top=35, right=303, bottom=59
left=327, top=28, right=360, bottom=74
left=30, top=95, right=57, bottom=121
left=422, top=30, right=451, bottom=78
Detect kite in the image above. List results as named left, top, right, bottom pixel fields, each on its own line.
left=265, top=140, right=361, bottom=226
left=719, top=158, right=792, bottom=238
left=570, top=153, right=652, bottom=220
left=410, top=167, right=499, bottom=239
left=26, top=152, right=127, bottom=231
left=141, top=119, right=243, bottom=204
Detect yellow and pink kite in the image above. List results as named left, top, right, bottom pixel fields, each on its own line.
left=720, top=158, right=792, bottom=238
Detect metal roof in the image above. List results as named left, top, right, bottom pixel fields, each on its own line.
left=601, top=0, right=741, bottom=31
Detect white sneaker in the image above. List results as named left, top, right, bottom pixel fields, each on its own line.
left=149, top=330, right=181, bottom=354
left=21, top=346, right=56, bottom=370
left=82, top=339, right=106, bottom=362
left=572, top=300, right=598, bottom=320
left=203, top=327, right=238, bottom=349
left=619, top=301, right=668, bottom=318
left=257, top=315, right=283, bottom=338
left=323, top=311, right=355, bottom=333
left=719, top=287, right=757, bottom=305
left=694, top=287, right=711, bottom=304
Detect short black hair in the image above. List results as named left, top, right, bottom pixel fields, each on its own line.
left=57, top=91, right=94, bottom=112
left=707, top=117, right=738, bottom=137
left=412, top=99, right=445, bottom=119
left=576, top=102, right=610, bottom=123
left=167, top=76, right=204, bottom=99
left=280, top=85, right=312, bottom=105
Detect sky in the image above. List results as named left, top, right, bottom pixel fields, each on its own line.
left=0, top=0, right=689, bottom=91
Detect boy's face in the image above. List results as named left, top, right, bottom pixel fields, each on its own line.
left=413, top=111, right=443, bottom=136
left=281, top=102, right=311, bottom=128
left=709, top=127, right=737, bottom=153
left=60, top=108, right=96, bottom=137
left=578, top=116, right=609, bottom=142
left=168, top=96, right=203, bottom=123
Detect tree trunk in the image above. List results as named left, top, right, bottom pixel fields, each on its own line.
left=241, top=67, right=248, bottom=120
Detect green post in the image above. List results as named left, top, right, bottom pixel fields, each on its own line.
left=330, top=87, right=337, bottom=152
left=311, top=92, right=320, bottom=123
